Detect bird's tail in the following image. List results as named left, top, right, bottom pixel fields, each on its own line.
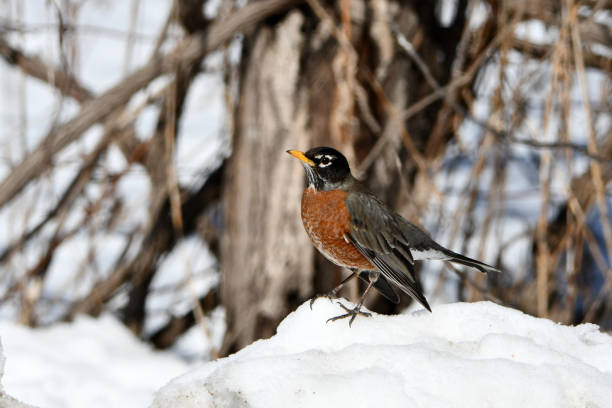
left=443, top=249, right=501, bottom=274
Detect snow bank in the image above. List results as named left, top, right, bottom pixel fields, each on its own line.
left=153, top=300, right=612, bottom=408
left=0, top=315, right=188, bottom=408
left=0, top=339, right=34, bottom=408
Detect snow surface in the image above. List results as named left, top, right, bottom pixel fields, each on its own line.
left=153, top=300, right=612, bottom=408
left=0, top=315, right=190, bottom=408
left=0, top=339, right=33, bottom=408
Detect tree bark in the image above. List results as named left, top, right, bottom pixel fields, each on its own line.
left=221, top=11, right=314, bottom=354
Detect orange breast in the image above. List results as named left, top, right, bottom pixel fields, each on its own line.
left=301, top=187, right=373, bottom=270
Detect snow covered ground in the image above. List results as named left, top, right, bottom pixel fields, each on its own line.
left=1, top=299, right=610, bottom=408
left=153, top=300, right=612, bottom=408
left=0, top=315, right=190, bottom=408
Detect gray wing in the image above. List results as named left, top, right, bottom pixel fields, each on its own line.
left=346, top=192, right=432, bottom=311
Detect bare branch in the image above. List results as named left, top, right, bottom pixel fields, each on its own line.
left=0, top=35, right=92, bottom=103
left=393, top=26, right=612, bottom=162
left=512, top=37, right=612, bottom=72
left=0, top=0, right=300, bottom=209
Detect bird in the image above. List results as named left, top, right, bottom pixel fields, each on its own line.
left=288, top=146, right=501, bottom=325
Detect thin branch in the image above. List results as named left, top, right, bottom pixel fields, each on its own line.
left=506, top=137, right=611, bottom=161
left=149, top=2, right=175, bottom=60
left=123, top=0, right=142, bottom=74
left=512, top=37, right=611, bottom=72
left=0, top=35, right=92, bottom=103
left=0, top=20, right=177, bottom=42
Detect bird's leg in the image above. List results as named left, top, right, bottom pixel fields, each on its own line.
left=310, top=271, right=357, bottom=309
left=327, top=271, right=379, bottom=327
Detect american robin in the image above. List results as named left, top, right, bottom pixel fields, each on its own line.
left=288, top=146, right=501, bottom=325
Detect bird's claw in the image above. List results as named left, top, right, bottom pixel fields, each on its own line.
left=326, top=301, right=371, bottom=327
left=309, top=289, right=340, bottom=310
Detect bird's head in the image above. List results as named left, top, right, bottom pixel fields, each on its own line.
left=287, top=146, right=351, bottom=191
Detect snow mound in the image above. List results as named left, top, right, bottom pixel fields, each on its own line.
left=0, top=315, right=188, bottom=408
left=0, top=339, right=35, bottom=408
left=153, top=300, right=612, bottom=408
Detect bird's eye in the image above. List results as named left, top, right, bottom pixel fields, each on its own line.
left=319, top=156, right=332, bottom=167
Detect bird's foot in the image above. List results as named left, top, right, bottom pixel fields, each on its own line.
left=309, top=289, right=341, bottom=309
left=326, top=302, right=371, bottom=327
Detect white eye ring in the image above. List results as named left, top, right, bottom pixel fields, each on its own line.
left=318, top=155, right=333, bottom=167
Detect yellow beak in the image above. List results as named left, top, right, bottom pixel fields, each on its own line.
left=287, top=150, right=315, bottom=166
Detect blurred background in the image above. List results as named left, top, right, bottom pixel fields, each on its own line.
left=0, top=0, right=610, bottom=361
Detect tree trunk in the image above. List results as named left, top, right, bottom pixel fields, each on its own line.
left=220, top=11, right=314, bottom=354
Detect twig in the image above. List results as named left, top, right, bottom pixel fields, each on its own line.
left=149, top=2, right=175, bottom=60
left=0, top=20, right=175, bottom=41
left=0, top=35, right=92, bottom=103
left=123, top=0, right=142, bottom=74
left=165, top=76, right=184, bottom=233
left=512, top=37, right=611, bottom=72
